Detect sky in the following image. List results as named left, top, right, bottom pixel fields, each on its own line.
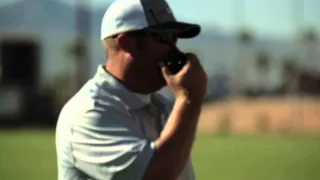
left=1, top=0, right=319, bottom=39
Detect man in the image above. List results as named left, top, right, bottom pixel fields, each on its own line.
left=55, top=0, right=207, bottom=179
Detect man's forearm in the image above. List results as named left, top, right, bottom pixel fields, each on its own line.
left=143, top=97, right=203, bottom=180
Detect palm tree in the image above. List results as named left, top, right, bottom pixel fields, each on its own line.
left=302, top=29, right=317, bottom=43
left=235, top=28, right=254, bottom=96
left=282, top=57, right=299, bottom=94
left=302, top=29, right=318, bottom=71
left=237, top=29, right=253, bottom=45
left=255, top=51, right=270, bottom=95
left=64, top=37, right=87, bottom=92
left=233, top=0, right=250, bottom=97
left=75, top=0, right=91, bottom=89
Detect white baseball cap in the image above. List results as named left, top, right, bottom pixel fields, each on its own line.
left=100, top=0, right=201, bottom=40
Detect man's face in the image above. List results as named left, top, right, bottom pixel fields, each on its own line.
left=129, top=30, right=178, bottom=91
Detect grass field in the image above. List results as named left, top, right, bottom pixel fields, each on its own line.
left=1, top=130, right=320, bottom=180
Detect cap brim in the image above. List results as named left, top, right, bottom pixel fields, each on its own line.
left=148, top=21, right=201, bottom=38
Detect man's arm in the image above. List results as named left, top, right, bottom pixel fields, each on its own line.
left=143, top=54, right=207, bottom=180
left=143, top=97, right=202, bottom=180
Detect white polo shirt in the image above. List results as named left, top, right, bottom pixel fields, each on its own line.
left=55, top=65, right=195, bottom=180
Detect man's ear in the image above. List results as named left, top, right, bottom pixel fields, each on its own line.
left=117, top=33, right=136, bottom=53
left=118, top=33, right=145, bottom=57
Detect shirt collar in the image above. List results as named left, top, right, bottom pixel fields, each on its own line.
left=133, top=93, right=151, bottom=104
left=92, top=65, right=150, bottom=110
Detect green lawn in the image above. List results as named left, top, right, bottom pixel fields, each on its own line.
left=1, top=130, right=320, bottom=180
left=192, top=134, right=320, bottom=180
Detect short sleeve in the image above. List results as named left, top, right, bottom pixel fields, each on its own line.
left=71, top=105, right=155, bottom=180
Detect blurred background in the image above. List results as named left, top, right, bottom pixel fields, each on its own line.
left=0, top=0, right=320, bottom=179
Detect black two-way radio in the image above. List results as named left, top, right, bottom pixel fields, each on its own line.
left=148, top=9, right=188, bottom=75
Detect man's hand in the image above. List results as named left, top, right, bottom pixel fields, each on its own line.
left=160, top=53, right=207, bottom=104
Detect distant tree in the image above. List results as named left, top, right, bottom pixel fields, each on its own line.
left=64, top=38, right=86, bottom=59
left=234, top=28, right=254, bottom=96
left=237, top=28, right=253, bottom=45
left=302, top=28, right=317, bottom=43
left=256, top=51, right=270, bottom=94
left=282, top=57, right=299, bottom=94
left=301, top=28, right=318, bottom=71
left=63, top=37, right=87, bottom=91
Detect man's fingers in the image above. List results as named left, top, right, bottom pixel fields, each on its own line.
left=159, top=61, right=172, bottom=77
